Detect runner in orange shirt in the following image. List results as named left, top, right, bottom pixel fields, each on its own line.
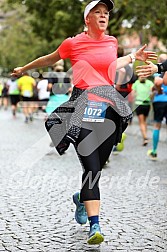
left=12, top=0, right=157, bottom=245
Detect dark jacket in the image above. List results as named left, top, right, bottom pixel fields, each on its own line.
left=45, top=85, right=132, bottom=155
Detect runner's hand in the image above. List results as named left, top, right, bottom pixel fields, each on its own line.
left=136, top=61, right=158, bottom=78
left=135, top=44, right=157, bottom=62
left=11, top=67, right=24, bottom=77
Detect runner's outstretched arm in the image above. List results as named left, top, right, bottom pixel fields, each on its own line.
left=11, top=49, right=61, bottom=77
left=116, top=44, right=157, bottom=70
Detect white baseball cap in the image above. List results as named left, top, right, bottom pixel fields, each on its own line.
left=84, top=0, right=114, bottom=20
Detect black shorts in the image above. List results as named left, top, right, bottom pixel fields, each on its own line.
left=135, top=104, right=150, bottom=117
left=10, top=95, right=20, bottom=106
left=38, top=98, right=49, bottom=109
left=21, top=96, right=33, bottom=102
left=153, top=102, right=167, bottom=122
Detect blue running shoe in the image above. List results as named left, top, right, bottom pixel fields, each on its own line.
left=73, top=192, right=88, bottom=225
left=87, top=223, right=104, bottom=245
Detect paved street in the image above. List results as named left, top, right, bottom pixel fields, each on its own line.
left=0, top=109, right=167, bottom=252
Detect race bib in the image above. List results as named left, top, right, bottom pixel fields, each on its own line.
left=82, top=101, right=107, bottom=122
left=23, top=90, right=31, bottom=97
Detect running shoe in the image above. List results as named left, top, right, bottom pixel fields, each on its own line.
left=113, top=133, right=127, bottom=153
left=143, top=138, right=149, bottom=146
left=29, top=114, right=33, bottom=121
left=25, top=117, right=28, bottom=123
left=147, top=150, right=157, bottom=161
left=73, top=192, right=87, bottom=225
left=87, top=223, right=104, bottom=245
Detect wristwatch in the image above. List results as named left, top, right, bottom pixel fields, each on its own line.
left=157, top=63, right=164, bottom=74
left=129, top=53, right=136, bottom=63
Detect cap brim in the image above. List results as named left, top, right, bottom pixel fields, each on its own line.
left=99, top=0, right=114, bottom=11
left=84, top=0, right=114, bottom=20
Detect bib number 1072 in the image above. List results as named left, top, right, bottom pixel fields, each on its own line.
left=82, top=101, right=107, bottom=122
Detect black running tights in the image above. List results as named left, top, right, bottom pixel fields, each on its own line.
left=75, top=107, right=119, bottom=202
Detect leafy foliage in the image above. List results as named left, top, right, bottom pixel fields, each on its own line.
left=0, top=0, right=166, bottom=72
left=0, top=1, right=48, bottom=71
left=109, top=0, right=167, bottom=46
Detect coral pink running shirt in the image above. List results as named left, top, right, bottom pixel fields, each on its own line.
left=58, top=32, right=118, bottom=103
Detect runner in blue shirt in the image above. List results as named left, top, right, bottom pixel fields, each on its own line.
left=147, top=73, right=167, bottom=160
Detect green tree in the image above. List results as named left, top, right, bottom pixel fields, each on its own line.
left=11, top=0, right=167, bottom=46
left=109, top=0, right=167, bottom=46
left=0, top=1, right=48, bottom=71
left=7, top=0, right=87, bottom=51
left=1, top=0, right=166, bottom=73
